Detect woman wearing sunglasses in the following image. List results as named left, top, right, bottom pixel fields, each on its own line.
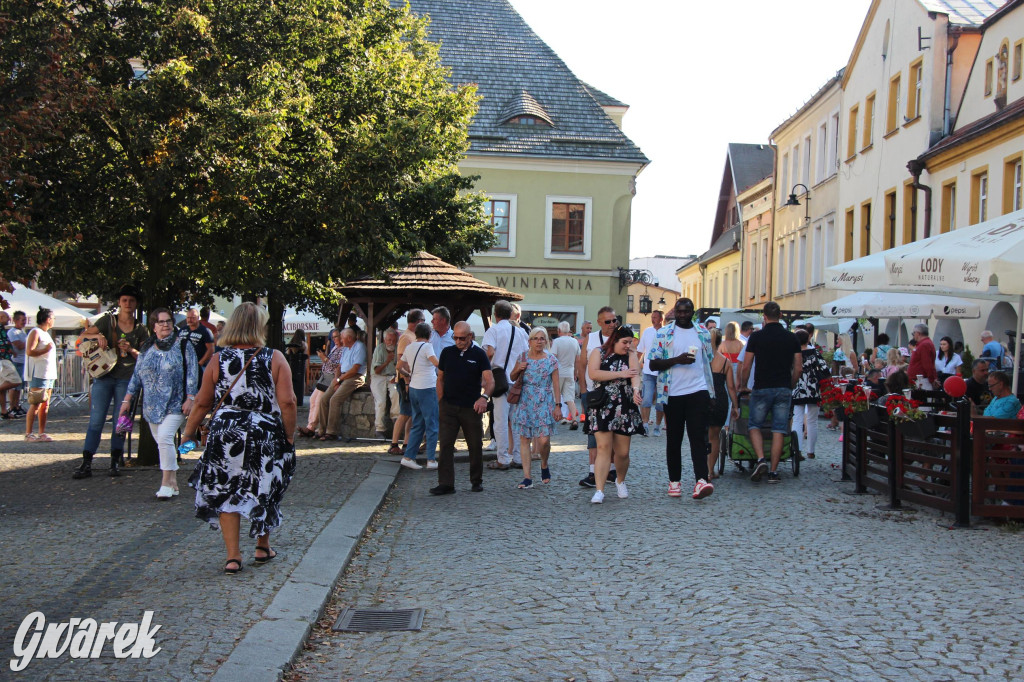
left=119, top=308, right=199, bottom=498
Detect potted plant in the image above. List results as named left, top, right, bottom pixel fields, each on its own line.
left=959, top=345, right=975, bottom=379
left=819, top=378, right=845, bottom=419
left=844, top=388, right=879, bottom=428
left=885, top=394, right=937, bottom=440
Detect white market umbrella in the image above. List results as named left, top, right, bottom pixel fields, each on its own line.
left=819, top=291, right=980, bottom=319
left=882, top=209, right=1024, bottom=391
left=792, top=316, right=857, bottom=334
left=5, top=283, right=91, bottom=330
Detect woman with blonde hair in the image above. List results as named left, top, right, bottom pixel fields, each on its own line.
left=510, top=326, right=560, bottom=489
left=181, top=302, right=297, bottom=575
left=882, top=347, right=906, bottom=379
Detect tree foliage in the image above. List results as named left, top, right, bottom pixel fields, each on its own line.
left=2, top=0, right=494, bottom=321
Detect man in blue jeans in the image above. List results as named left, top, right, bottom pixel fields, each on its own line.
left=739, top=302, right=801, bottom=484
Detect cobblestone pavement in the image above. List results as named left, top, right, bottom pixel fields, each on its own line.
left=0, top=405, right=383, bottom=681
left=291, top=421, right=1024, bottom=681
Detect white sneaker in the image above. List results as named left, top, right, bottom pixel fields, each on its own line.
left=400, top=457, right=423, bottom=470
left=156, top=486, right=174, bottom=500
left=653, top=424, right=662, bottom=437
left=483, top=441, right=497, bottom=452
left=590, top=490, right=604, bottom=504
left=426, top=460, right=438, bottom=469
left=615, top=481, right=629, bottom=499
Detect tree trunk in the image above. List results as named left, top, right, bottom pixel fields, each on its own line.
left=267, top=295, right=285, bottom=351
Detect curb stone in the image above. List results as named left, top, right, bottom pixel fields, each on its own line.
left=211, top=458, right=401, bottom=682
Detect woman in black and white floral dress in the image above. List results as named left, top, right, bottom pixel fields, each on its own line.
left=585, top=325, right=644, bottom=504
left=182, top=303, right=297, bottom=575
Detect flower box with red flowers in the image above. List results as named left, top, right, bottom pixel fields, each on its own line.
left=884, top=395, right=937, bottom=440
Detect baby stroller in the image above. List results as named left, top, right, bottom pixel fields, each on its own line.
left=718, top=395, right=800, bottom=477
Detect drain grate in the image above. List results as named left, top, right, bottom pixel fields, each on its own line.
left=332, top=607, right=424, bottom=632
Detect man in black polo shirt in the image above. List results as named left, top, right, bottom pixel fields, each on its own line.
left=431, top=322, right=494, bottom=495
left=739, top=302, right=802, bottom=484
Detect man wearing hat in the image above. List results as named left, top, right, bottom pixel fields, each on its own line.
left=73, top=285, right=150, bottom=479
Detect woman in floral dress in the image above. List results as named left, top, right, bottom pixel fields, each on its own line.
left=181, top=303, right=297, bottom=575
left=586, top=325, right=644, bottom=504
left=510, top=327, right=561, bottom=489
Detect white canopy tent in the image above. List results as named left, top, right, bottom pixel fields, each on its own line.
left=819, top=291, right=981, bottom=319
left=791, top=316, right=857, bottom=334
left=5, top=283, right=91, bottom=330
left=825, top=208, right=1024, bottom=391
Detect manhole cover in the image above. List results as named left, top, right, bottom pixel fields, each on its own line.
left=332, top=608, right=424, bottom=632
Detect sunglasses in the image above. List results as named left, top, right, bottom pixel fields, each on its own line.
left=600, top=319, right=617, bottom=325
left=453, top=335, right=469, bottom=341
left=155, top=319, right=174, bottom=325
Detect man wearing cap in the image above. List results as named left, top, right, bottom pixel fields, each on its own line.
left=74, top=285, right=150, bottom=478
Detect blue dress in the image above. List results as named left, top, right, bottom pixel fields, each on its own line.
left=511, top=353, right=559, bottom=438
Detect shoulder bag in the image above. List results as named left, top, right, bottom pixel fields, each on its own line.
left=586, top=349, right=609, bottom=409
left=398, top=343, right=425, bottom=402
left=506, top=352, right=527, bottom=405
left=490, top=326, right=516, bottom=398
left=199, top=349, right=258, bottom=446
left=314, top=369, right=332, bottom=393
left=81, top=314, right=119, bottom=379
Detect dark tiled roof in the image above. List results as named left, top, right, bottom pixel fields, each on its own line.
left=397, top=0, right=648, bottom=164
left=728, top=143, right=775, bottom=195
left=700, top=226, right=741, bottom=264
left=581, top=82, right=628, bottom=108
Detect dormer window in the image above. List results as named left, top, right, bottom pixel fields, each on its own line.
left=507, top=115, right=549, bottom=126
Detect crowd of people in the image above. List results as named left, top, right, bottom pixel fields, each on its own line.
left=8, top=285, right=1024, bottom=571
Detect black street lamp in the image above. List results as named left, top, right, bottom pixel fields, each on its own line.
left=784, top=183, right=812, bottom=223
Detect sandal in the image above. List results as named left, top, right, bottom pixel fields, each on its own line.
left=298, top=427, right=316, bottom=438
left=387, top=444, right=403, bottom=455
left=37, top=433, right=54, bottom=442
left=487, top=461, right=509, bottom=470
left=254, top=546, right=277, bottom=565
left=24, top=434, right=38, bottom=442
left=517, top=478, right=533, bottom=489
left=807, top=452, right=815, bottom=459
left=541, top=468, right=551, bottom=484
left=224, top=558, right=243, bottom=575
left=0, top=411, right=11, bottom=420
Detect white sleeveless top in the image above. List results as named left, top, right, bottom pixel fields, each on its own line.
left=25, top=328, right=57, bottom=380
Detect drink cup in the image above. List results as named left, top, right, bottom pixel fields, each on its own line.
left=688, top=345, right=698, bottom=355
left=902, top=389, right=912, bottom=399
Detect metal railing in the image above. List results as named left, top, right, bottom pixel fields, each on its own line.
left=50, top=349, right=90, bottom=408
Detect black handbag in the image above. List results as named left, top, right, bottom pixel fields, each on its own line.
left=491, top=327, right=517, bottom=398
left=587, top=382, right=608, bottom=409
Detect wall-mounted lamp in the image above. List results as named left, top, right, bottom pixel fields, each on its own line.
left=784, top=183, right=812, bottom=223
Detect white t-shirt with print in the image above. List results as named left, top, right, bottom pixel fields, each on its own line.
left=667, top=326, right=707, bottom=397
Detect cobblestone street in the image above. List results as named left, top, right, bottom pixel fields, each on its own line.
left=0, top=405, right=378, bottom=681
left=291, top=421, right=1024, bottom=682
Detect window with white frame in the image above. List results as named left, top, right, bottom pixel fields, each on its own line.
left=777, top=243, right=786, bottom=295
left=825, top=217, right=836, bottom=269
left=780, top=153, right=790, bottom=206
left=829, top=111, right=840, bottom=174
left=545, top=196, right=592, bottom=259
left=791, top=145, right=800, bottom=192
left=483, top=194, right=517, bottom=256
left=816, top=121, right=828, bottom=184
left=749, top=240, right=758, bottom=299
left=760, top=237, right=769, bottom=295
left=802, top=135, right=812, bottom=186
left=787, top=237, right=796, bottom=293
left=979, top=174, right=988, bottom=223
left=797, top=233, right=807, bottom=291
left=812, top=223, right=823, bottom=285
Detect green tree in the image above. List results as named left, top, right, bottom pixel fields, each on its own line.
left=3, top=0, right=493, bottom=330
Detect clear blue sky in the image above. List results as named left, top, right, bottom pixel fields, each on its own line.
left=507, top=0, right=873, bottom=258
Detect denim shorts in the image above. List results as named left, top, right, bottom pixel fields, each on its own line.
left=398, top=387, right=412, bottom=417
left=29, top=377, right=55, bottom=389
left=641, top=373, right=663, bottom=411
left=748, top=387, right=792, bottom=434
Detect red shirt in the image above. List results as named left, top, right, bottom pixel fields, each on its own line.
left=908, top=337, right=937, bottom=384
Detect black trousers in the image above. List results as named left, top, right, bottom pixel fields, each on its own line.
left=438, top=400, right=484, bottom=488
left=664, top=391, right=710, bottom=483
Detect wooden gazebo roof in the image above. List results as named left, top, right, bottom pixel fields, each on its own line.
left=337, top=251, right=522, bottom=332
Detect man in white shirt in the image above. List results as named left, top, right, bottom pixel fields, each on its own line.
left=319, top=328, right=366, bottom=440
left=551, top=321, right=581, bottom=427
left=575, top=306, right=619, bottom=487
left=739, top=320, right=754, bottom=347
left=637, top=309, right=665, bottom=436
left=6, top=311, right=27, bottom=416
left=482, top=300, right=528, bottom=468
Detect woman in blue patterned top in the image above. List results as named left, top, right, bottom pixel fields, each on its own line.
left=119, top=308, right=199, bottom=499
